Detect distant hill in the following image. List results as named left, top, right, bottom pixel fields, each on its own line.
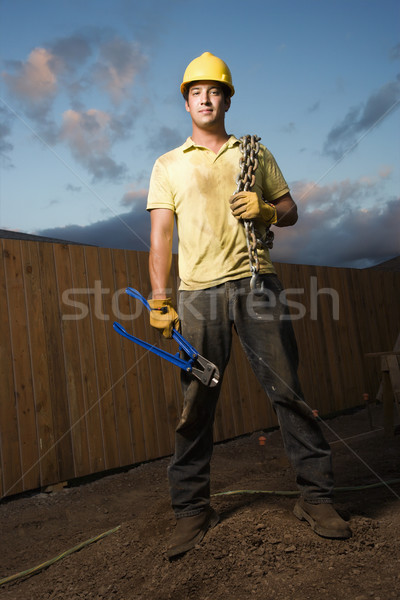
left=367, top=256, right=400, bottom=272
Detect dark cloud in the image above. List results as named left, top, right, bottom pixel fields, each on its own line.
left=147, top=126, right=187, bottom=154
left=36, top=176, right=398, bottom=270
left=271, top=180, right=400, bottom=268
left=107, top=109, right=137, bottom=142
left=65, top=183, right=82, bottom=193
left=37, top=203, right=152, bottom=252
left=323, top=78, right=400, bottom=160
left=49, top=34, right=93, bottom=71
left=307, top=101, right=320, bottom=113
left=92, top=38, right=147, bottom=104
left=390, top=43, right=400, bottom=60
left=358, top=80, right=400, bottom=129
left=0, top=106, right=14, bottom=166
left=88, top=154, right=127, bottom=182
left=281, top=122, right=296, bottom=134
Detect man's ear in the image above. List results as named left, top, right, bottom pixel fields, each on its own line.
left=185, top=99, right=190, bottom=113
left=225, top=97, right=231, bottom=112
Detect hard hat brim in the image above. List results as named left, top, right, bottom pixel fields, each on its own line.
left=180, top=80, right=235, bottom=97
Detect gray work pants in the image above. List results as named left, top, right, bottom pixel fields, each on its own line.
left=168, top=275, right=334, bottom=518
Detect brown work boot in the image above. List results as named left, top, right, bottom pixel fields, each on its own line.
left=293, top=498, right=352, bottom=539
left=167, top=507, right=220, bottom=559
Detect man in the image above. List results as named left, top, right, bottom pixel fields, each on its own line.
left=146, top=52, right=351, bottom=559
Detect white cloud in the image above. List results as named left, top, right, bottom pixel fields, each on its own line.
left=60, top=108, right=128, bottom=181
left=120, top=188, right=148, bottom=207
left=3, top=47, right=58, bottom=102
left=62, top=109, right=111, bottom=154
left=378, top=165, right=393, bottom=179
left=2, top=30, right=145, bottom=178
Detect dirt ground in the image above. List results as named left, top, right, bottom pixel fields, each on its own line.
left=1, top=404, right=399, bottom=600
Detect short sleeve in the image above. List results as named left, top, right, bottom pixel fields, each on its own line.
left=259, top=146, right=290, bottom=202
left=146, top=159, right=175, bottom=212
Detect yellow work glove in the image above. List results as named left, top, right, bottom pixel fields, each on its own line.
left=229, top=191, right=277, bottom=225
left=148, top=298, right=180, bottom=339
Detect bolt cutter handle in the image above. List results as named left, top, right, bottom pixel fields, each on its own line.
left=114, top=288, right=220, bottom=387
left=112, top=322, right=193, bottom=372
left=125, top=288, right=196, bottom=358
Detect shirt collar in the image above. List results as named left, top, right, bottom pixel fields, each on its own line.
left=182, top=135, right=240, bottom=153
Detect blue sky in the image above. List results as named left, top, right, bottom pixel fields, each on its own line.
left=0, top=0, right=399, bottom=268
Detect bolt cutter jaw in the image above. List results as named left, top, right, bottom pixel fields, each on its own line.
left=191, top=354, right=220, bottom=387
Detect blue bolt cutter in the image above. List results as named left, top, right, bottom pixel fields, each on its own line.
left=113, top=288, right=220, bottom=387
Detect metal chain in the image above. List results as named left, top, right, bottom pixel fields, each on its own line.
left=235, top=135, right=274, bottom=289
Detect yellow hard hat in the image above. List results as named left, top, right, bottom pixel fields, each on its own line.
left=180, top=52, right=235, bottom=97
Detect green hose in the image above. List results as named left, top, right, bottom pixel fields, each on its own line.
left=212, top=478, right=400, bottom=497
left=0, top=525, right=120, bottom=587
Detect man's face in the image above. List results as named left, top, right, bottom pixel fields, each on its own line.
left=185, top=81, right=230, bottom=130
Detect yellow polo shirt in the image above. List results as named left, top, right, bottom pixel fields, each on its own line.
left=147, top=136, right=289, bottom=290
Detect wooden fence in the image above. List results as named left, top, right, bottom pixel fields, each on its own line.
left=0, top=237, right=399, bottom=498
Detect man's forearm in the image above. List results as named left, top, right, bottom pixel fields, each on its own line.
left=274, top=193, right=298, bottom=227
left=149, top=242, right=172, bottom=299
left=149, top=250, right=172, bottom=298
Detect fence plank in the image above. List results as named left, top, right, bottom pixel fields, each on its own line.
left=137, top=250, right=172, bottom=458
left=112, top=249, right=148, bottom=464
left=333, top=268, right=364, bottom=408
left=37, top=242, right=75, bottom=482
left=21, top=242, right=59, bottom=487
left=124, top=251, right=160, bottom=460
left=3, top=240, right=40, bottom=491
left=53, top=243, right=91, bottom=478
left=84, top=246, right=120, bottom=471
left=348, top=269, right=383, bottom=397
left=0, top=241, right=22, bottom=497
left=313, top=266, right=344, bottom=412
left=279, top=263, right=321, bottom=410
left=99, top=247, right=135, bottom=467
left=302, top=264, right=336, bottom=410
left=62, top=244, right=106, bottom=474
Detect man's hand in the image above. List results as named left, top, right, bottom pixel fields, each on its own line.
left=148, top=298, right=180, bottom=339
left=229, top=191, right=277, bottom=225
